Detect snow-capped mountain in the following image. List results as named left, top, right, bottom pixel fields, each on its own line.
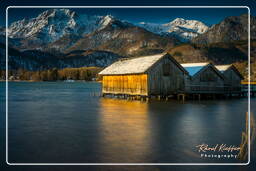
left=7, top=9, right=116, bottom=43
left=6, top=9, right=209, bottom=45
left=5, top=9, right=178, bottom=56
left=138, top=18, right=209, bottom=42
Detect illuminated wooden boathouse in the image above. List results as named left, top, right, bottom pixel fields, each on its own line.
left=99, top=53, right=244, bottom=100
left=98, top=53, right=188, bottom=97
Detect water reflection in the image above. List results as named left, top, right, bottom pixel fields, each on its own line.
left=98, top=98, right=152, bottom=163
left=173, top=101, right=245, bottom=163
left=5, top=82, right=250, bottom=163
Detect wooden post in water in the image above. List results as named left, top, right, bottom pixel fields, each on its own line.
left=138, top=96, right=141, bottom=101
left=157, top=95, right=161, bottom=101
left=141, top=96, right=144, bottom=102
left=177, top=93, right=185, bottom=102
left=182, top=94, right=185, bottom=103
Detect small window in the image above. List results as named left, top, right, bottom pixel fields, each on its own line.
left=163, top=63, right=171, bottom=76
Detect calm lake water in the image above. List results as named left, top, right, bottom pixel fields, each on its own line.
left=0, top=82, right=255, bottom=165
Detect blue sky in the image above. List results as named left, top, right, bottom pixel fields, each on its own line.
left=6, top=7, right=249, bottom=26
left=0, top=0, right=255, bottom=26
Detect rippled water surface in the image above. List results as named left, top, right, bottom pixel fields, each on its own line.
left=1, top=82, right=254, bottom=164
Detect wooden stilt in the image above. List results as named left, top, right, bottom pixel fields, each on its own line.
left=140, top=96, right=144, bottom=102
left=182, top=94, right=185, bottom=103
left=157, top=95, right=161, bottom=101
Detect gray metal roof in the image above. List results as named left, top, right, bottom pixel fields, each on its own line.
left=215, top=65, right=232, bottom=73
left=215, top=64, right=244, bottom=79
left=181, top=63, right=209, bottom=76
left=99, top=53, right=165, bottom=75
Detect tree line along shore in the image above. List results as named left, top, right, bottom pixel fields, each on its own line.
left=0, top=67, right=103, bottom=81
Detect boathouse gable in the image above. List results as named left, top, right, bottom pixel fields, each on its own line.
left=215, top=65, right=243, bottom=87
left=146, top=54, right=188, bottom=95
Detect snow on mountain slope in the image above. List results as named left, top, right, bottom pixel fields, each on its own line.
left=138, top=18, right=209, bottom=42
left=7, top=9, right=116, bottom=43
left=7, top=9, right=209, bottom=44
left=5, top=8, right=211, bottom=57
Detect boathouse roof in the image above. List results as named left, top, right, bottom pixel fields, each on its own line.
left=99, top=53, right=187, bottom=75
left=181, top=63, right=209, bottom=76
left=215, top=64, right=244, bottom=79
left=215, top=65, right=232, bottom=72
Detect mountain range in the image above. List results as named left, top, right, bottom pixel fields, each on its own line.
left=2, top=9, right=212, bottom=53
left=5, top=9, right=209, bottom=45
left=0, top=9, right=255, bottom=80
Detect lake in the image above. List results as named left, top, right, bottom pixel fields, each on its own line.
left=0, top=82, right=254, bottom=164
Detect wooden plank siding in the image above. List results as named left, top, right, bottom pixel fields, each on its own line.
left=222, top=69, right=243, bottom=92
left=222, top=68, right=242, bottom=87
left=185, top=66, right=225, bottom=93
left=147, top=57, right=185, bottom=95
left=102, top=74, right=148, bottom=96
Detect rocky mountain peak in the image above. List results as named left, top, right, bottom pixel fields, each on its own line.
left=166, top=18, right=209, bottom=34
left=98, top=15, right=115, bottom=28
left=38, top=9, right=76, bottom=19
left=6, top=9, right=127, bottom=44
left=7, top=8, right=82, bottom=41
left=138, top=17, right=209, bottom=42
left=192, top=14, right=255, bottom=44
left=169, top=18, right=186, bottom=24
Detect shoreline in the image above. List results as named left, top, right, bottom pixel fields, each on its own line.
left=0, top=80, right=101, bottom=82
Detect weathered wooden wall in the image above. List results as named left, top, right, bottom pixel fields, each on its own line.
left=185, top=66, right=224, bottom=93
left=102, top=74, right=148, bottom=96
left=147, top=57, right=185, bottom=95
left=223, top=68, right=242, bottom=87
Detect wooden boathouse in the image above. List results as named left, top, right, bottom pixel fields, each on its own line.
left=172, top=62, right=227, bottom=100
left=98, top=53, right=188, bottom=98
left=99, top=53, right=244, bottom=101
left=181, top=63, right=225, bottom=94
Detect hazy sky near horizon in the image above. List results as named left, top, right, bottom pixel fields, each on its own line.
left=5, top=7, right=249, bottom=26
